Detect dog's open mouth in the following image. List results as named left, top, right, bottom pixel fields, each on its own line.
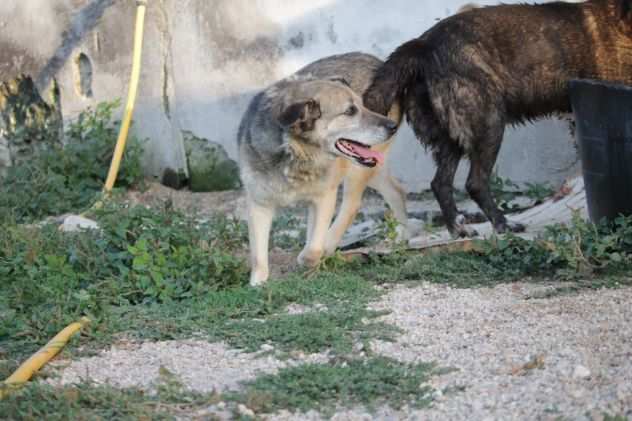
left=335, top=139, right=384, bottom=168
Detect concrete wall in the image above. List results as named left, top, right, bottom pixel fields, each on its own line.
left=0, top=0, right=580, bottom=192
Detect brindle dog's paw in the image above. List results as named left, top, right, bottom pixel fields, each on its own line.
left=449, top=215, right=479, bottom=238
left=496, top=221, right=527, bottom=234
left=451, top=225, right=479, bottom=239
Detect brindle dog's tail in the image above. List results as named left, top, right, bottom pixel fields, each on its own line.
left=363, top=38, right=427, bottom=116
left=618, top=0, right=632, bottom=20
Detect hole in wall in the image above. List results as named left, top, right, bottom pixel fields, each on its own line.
left=74, top=52, right=93, bottom=99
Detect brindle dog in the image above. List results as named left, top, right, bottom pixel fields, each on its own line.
left=364, top=0, right=632, bottom=237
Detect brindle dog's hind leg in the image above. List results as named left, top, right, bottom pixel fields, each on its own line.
left=466, top=125, right=525, bottom=234
left=431, top=140, right=476, bottom=238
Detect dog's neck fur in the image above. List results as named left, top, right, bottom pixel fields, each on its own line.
left=281, top=134, right=335, bottom=185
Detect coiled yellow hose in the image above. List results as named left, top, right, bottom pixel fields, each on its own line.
left=2, top=0, right=149, bottom=400
left=0, top=318, right=91, bottom=399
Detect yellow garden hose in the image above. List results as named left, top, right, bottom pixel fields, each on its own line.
left=0, top=317, right=91, bottom=399
left=103, top=0, right=148, bottom=193
left=1, top=1, right=148, bottom=401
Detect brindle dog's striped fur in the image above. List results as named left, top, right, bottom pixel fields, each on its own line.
left=364, top=0, right=632, bottom=237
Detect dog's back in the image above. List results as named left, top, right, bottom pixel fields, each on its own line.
left=363, top=0, right=632, bottom=237
left=295, top=53, right=382, bottom=96
left=365, top=0, right=632, bottom=125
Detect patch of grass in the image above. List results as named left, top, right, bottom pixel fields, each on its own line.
left=215, top=305, right=395, bottom=355
left=0, top=201, right=393, bottom=359
left=602, top=414, right=630, bottom=421
left=100, top=271, right=391, bottom=357
left=270, top=208, right=306, bottom=251
left=523, top=181, right=555, bottom=204
left=0, top=101, right=144, bottom=224
left=231, top=357, right=439, bottom=416
left=0, top=203, right=249, bottom=358
left=490, top=173, right=554, bottom=211
left=0, top=384, right=171, bottom=421
left=362, top=213, right=632, bottom=290
left=0, top=369, right=220, bottom=421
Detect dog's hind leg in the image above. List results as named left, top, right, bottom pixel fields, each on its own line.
left=466, top=128, right=525, bottom=234
left=431, top=140, right=475, bottom=238
left=299, top=187, right=338, bottom=267
left=324, top=175, right=367, bottom=256
left=369, top=170, right=410, bottom=242
left=247, top=200, right=275, bottom=286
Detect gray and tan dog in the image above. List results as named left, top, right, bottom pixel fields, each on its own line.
left=238, top=53, right=407, bottom=286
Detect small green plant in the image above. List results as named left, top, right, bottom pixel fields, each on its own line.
left=270, top=209, right=305, bottom=251
left=231, top=357, right=439, bottom=416
left=602, top=414, right=629, bottom=421
left=0, top=373, right=220, bottom=421
left=0, top=203, right=250, bottom=357
left=0, top=101, right=144, bottom=224
left=376, top=211, right=409, bottom=256
left=523, top=181, right=555, bottom=204
left=490, top=172, right=554, bottom=211
left=490, top=172, right=521, bottom=211
left=214, top=304, right=395, bottom=355
left=378, top=211, right=402, bottom=243
left=363, top=213, right=632, bottom=289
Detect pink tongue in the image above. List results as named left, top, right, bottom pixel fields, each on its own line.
left=350, top=143, right=384, bottom=165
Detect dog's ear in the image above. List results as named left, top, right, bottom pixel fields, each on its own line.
left=278, top=99, right=322, bottom=135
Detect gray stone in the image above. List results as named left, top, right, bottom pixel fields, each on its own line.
left=183, top=131, right=241, bottom=192
left=60, top=215, right=100, bottom=232
left=573, top=365, right=591, bottom=380
left=237, top=404, right=255, bottom=418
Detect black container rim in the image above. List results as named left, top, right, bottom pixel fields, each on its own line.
left=569, top=78, right=632, bottom=92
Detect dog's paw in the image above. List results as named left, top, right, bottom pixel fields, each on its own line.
left=450, top=225, right=479, bottom=239
left=496, top=221, right=527, bottom=234
left=298, top=248, right=324, bottom=268
left=323, top=240, right=339, bottom=257
left=249, top=267, right=269, bottom=287
left=395, top=224, right=411, bottom=243
left=449, top=215, right=479, bottom=238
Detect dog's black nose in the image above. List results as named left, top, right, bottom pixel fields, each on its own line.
left=385, top=119, right=398, bottom=135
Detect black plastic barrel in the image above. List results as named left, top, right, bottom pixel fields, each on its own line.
left=569, top=79, right=632, bottom=223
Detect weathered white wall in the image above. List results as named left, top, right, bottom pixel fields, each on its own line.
left=0, top=0, right=579, bottom=191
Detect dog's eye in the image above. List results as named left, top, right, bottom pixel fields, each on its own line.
left=344, top=105, right=357, bottom=116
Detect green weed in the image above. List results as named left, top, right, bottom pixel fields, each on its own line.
left=231, top=357, right=438, bottom=416
left=0, top=370, right=220, bottom=421
left=490, top=173, right=554, bottom=211
left=214, top=305, right=394, bottom=355
left=0, top=203, right=249, bottom=358
left=0, top=101, right=144, bottom=224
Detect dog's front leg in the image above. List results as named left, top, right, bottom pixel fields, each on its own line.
left=325, top=176, right=366, bottom=256
left=299, top=188, right=338, bottom=268
left=247, top=199, right=275, bottom=287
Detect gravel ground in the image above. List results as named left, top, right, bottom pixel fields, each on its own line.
left=48, top=340, right=328, bottom=394
left=46, top=284, right=632, bottom=420
left=366, top=283, right=632, bottom=421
